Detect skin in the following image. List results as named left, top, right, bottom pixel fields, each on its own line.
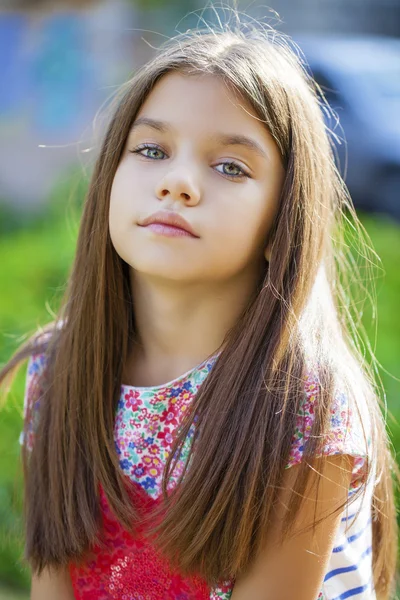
left=31, top=567, right=75, bottom=600
left=109, top=72, right=285, bottom=386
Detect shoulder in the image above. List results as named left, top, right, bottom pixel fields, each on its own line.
left=230, top=453, right=356, bottom=600
left=24, top=320, right=65, bottom=385
left=26, top=328, right=55, bottom=379
left=19, top=330, right=54, bottom=451
left=286, top=361, right=373, bottom=491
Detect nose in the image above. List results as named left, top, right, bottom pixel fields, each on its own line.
left=155, top=169, right=201, bottom=207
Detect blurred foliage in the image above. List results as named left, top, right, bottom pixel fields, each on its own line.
left=0, top=170, right=85, bottom=590
left=358, top=215, right=400, bottom=457
left=0, top=174, right=399, bottom=590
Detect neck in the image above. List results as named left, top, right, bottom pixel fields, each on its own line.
left=124, top=269, right=261, bottom=387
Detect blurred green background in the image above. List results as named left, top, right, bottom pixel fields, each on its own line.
left=0, top=172, right=86, bottom=596
left=0, top=171, right=399, bottom=597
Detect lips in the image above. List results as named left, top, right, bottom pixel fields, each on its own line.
left=139, top=211, right=199, bottom=237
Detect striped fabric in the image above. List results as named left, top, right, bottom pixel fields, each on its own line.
left=320, top=482, right=376, bottom=600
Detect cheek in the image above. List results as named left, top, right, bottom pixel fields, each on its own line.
left=108, top=171, right=132, bottom=254
left=200, top=216, right=262, bottom=277
left=209, top=191, right=276, bottom=254
left=110, top=166, right=130, bottom=212
left=109, top=159, right=153, bottom=228
left=109, top=163, right=137, bottom=225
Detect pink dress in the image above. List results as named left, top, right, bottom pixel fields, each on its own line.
left=21, top=348, right=374, bottom=599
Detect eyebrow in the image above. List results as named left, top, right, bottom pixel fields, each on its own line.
left=129, top=117, right=270, bottom=161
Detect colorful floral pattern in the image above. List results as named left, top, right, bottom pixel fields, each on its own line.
left=114, top=358, right=213, bottom=499
left=286, top=366, right=371, bottom=491
left=21, top=350, right=370, bottom=600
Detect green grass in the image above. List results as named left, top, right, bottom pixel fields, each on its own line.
left=0, top=193, right=79, bottom=590
left=0, top=199, right=399, bottom=592
left=0, top=585, right=29, bottom=600
left=357, top=214, right=400, bottom=451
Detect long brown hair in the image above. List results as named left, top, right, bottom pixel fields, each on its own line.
left=1, top=13, right=399, bottom=598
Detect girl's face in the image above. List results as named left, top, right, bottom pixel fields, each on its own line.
left=109, top=72, right=285, bottom=284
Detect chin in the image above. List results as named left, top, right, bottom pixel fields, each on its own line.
left=128, top=260, right=196, bottom=281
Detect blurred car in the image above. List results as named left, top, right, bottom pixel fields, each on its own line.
left=292, top=34, right=400, bottom=220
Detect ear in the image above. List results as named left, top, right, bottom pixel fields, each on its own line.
left=264, top=240, right=272, bottom=262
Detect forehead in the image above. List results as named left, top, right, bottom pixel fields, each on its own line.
left=131, top=72, right=274, bottom=146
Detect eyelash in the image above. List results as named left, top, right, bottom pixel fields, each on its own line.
left=129, top=143, right=251, bottom=180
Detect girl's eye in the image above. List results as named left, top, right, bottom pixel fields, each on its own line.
left=130, top=144, right=166, bottom=160
left=129, top=144, right=250, bottom=180
left=214, top=162, right=250, bottom=180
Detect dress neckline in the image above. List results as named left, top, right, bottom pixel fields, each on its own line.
left=120, top=351, right=221, bottom=392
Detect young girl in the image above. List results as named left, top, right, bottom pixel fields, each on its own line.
left=1, top=14, right=399, bottom=600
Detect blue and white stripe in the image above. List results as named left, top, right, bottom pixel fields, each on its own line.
left=322, top=480, right=376, bottom=600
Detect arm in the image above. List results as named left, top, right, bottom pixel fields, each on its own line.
left=231, top=454, right=354, bottom=600
left=31, top=566, right=75, bottom=600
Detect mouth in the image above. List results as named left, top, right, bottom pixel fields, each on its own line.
left=139, top=223, right=197, bottom=238
left=138, top=211, right=199, bottom=238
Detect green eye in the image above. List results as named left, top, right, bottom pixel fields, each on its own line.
left=216, top=162, right=249, bottom=179
left=130, top=144, right=166, bottom=159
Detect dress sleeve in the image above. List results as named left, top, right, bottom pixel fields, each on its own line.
left=19, top=351, right=48, bottom=452
left=285, top=367, right=372, bottom=491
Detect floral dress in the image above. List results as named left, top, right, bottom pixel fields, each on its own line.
left=20, top=348, right=374, bottom=599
